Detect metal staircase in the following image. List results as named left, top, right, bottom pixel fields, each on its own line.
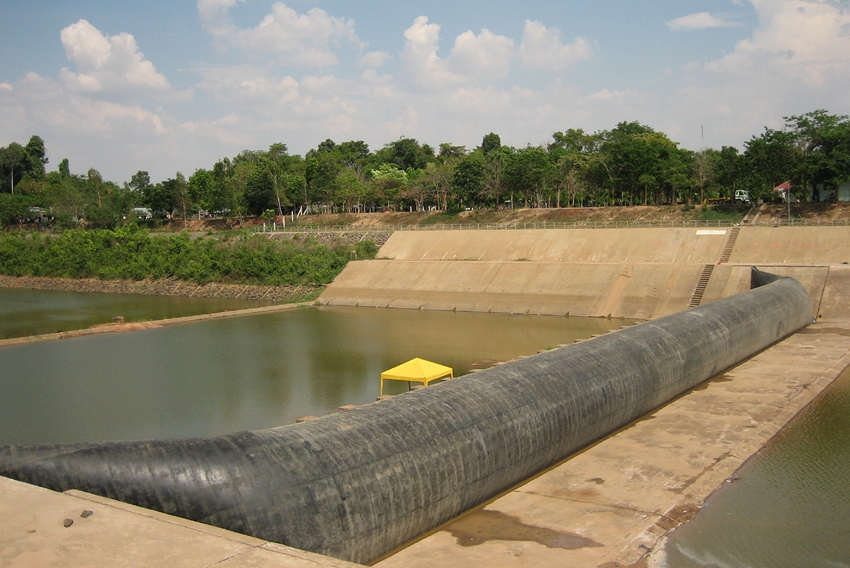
left=689, top=227, right=740, bottom=308
left=688, top=264, right=715, bottom=308
left=719, top=226, right=740, bottom=263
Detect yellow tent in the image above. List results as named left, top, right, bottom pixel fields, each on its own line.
left=380, top=358, right=454, bottom=396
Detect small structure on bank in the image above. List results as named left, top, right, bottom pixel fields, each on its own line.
left=380, top=357, right=453, bottom=397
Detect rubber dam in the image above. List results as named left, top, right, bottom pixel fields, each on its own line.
left=3, top=225, right=850, bottom=567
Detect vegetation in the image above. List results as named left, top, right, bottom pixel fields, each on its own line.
left=0, top=228, right=376, bottom=286
left=2, top=110, right=849, bottom=232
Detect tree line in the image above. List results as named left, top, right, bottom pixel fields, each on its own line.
left=0, top=227, right=376, bottom=286
left=2, top=109, right=849, bottom=229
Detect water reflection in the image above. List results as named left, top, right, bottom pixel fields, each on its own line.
left=662, top=367, right=850, bottom=567
left=0, top=287, right=273, bottom=339
left=0, top=305, right=629, bottom=446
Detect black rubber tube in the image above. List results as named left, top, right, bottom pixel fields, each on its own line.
left=0, top=268, right=813, bottom=563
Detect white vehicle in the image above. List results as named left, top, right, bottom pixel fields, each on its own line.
left=734, top=190, right=751, bottom=204
left=132, top=207, right=153, bottom=219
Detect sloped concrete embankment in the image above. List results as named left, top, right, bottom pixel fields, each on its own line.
left=320, top=226, right=850, bottom=320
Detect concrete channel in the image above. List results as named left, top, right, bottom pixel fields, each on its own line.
left=3, top=225, right=850, bottom=567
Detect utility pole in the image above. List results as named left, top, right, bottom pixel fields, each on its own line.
left=787, top=186, right=791, bottom=221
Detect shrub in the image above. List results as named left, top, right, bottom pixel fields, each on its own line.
left=0, top=228, right=356, bottom=287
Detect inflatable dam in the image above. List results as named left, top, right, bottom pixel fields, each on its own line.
left=0, top=269, right=813, bottom=564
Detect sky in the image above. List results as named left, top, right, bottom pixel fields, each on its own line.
left=1, top=0, right=849, bottom=184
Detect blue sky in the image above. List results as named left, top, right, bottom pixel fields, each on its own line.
left=1, top=0, right=848, bottom=183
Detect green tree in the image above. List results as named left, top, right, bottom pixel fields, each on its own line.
left=482, top=147, right=509, bottom=208
left=337, top=170, right=368, bottom=212
left=58, top=158, right=71, bottom=178
left=418, top=160, right=457, bottom=211
left=480, top=132, right=502, bottom=156
left=438, top=143, right=466, bottom=160
left=714, top=146, right=743, bottom=200
left=505, top=147, right=551, bottom=208
left=0, top=142, right=26, bottom=193
left=452, top=152, right=486, bottom=209
left=783, top=110, right=850, bottom=199
left=188, top=168, right=221, bottom=217
left=305, top=152, right=341, bottom=211
left=742, top=129, right=796, bottom=201
left=161, top=173, right=190, bottom=225
left=23, top=135, right=48, bottom=181
left=692, top=149, right=719, bottom=204
left=44, top=171, right=86, bottom=224
left=245, top=163, right=275, bottom=216
left=371, top=163, right=408, bottom=208
left=0, top=193, right=35, bottom=228
left=375, top=138, right=435, bottom=171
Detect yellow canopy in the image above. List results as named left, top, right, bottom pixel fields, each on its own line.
left=380, top=357, right=453, bottom=396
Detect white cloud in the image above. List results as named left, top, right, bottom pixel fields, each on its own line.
left=198, top=1, right=360, bottom=67
left=197, top=0, right=245, bottom=34
left=400, top=16, right=464, bottom=89
left=400, top=17, right=516, bottom=89
left=667, top=12, right=740, bottom=31
left=652, top=0, right=850, bottom=152
left=197, top=65, right=299, bottom=107
left=448, top=29, right=515, bottom=81
left=708, top=0, right=850, bottom=85
left=15, top=72, right=168, bottom=136
left=58, top=20, right=181, bottom=98
left=519, top=20, right=593, bottom=70
left=0, top=71, right=186, bottom=179
left=358, top=51, right=391, bottom=68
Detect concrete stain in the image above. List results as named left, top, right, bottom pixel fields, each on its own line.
left=692, top=373, right=733, bottom=391
left=446, top=509, right=604, bottom=549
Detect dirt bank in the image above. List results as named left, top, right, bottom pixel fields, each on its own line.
left=0, top=275, right=321, bottom=303
left=261, top=202, right=850, bottom=229
left=267, top=231, right=393, bottom=247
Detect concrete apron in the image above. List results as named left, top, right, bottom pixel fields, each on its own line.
left=0, top=478, right=360, bottom=568
left=374, top=321, right=850, bottom=568
left=3, top=323, right=849, bottom=567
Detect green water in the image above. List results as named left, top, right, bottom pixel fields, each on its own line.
left=662, top=367, right=850, bottom=567
left=0, top=304, right=628, bottom=445
left=0, top=287, right=273, bottom=339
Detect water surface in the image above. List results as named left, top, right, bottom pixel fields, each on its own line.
left=662, top=367, right=850, bottom=567
left=0, top=305, right=628, bottom=445
left=0, top=287, right=273, bottom=339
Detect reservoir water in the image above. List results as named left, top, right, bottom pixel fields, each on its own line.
left=661, top=366, right=850, bottom=567
left=0, top=287, right=272, bottom=340
left=0, top=300, right=627, bottom=445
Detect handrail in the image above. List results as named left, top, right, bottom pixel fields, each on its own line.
left=253, top=217, right=850, bottom=233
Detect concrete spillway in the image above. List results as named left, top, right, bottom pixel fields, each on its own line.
left=0, top=269, right=813, bottom=564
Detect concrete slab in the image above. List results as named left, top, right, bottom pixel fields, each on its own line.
left=378, top=228, right=730, bottom=264
left=729, top=226, right=850, bottom=264
left=323, top=226, right=850, bottom=320
left=323, top=260, right=706, bottom=320
left=375, top=323, right=850, bottom=568
left=819, top=265, right=850, bottom=321
left=0, top=477, right=360, bottom=568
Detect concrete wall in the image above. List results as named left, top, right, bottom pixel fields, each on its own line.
left=321, top=226, right=850, bottom=320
